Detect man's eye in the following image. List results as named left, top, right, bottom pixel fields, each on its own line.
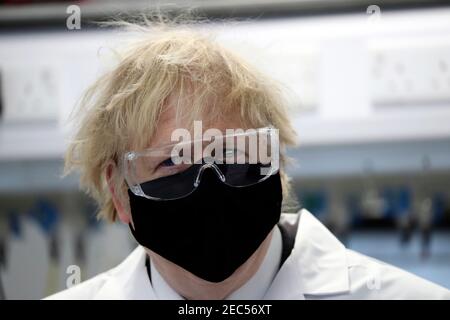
left=224, top=149, right=235, bottom=156
left=159, top=158, right=176, bottom=167
left=224, top=149, right=249, bottom=163
left=223, top=149, right=237, bottom=157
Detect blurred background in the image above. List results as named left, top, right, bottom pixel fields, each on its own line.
left=1, top=0, right=450, bottom=299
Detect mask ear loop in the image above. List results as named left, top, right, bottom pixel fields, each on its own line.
left=193, top=163, right=226, bottom=187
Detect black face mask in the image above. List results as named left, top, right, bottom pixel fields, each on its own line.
left=128, top=165, right=282, bottom=283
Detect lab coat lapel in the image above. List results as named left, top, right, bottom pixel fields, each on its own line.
left=265, top=210, right=350, bottom=299
left=93, top=246, right=157, bottom=300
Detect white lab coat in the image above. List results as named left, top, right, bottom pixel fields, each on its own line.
left=46, top=209, right=450, bottom=300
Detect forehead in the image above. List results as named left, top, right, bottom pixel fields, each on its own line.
left=145, top=105, right=245, bottom=150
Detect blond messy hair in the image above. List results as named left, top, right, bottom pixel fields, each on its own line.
left=65, top=14, right=298, bottom=222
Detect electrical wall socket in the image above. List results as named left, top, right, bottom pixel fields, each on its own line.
left=369, top=39, right=450, bottom=106
left=1, top=64, right=60, bottom=123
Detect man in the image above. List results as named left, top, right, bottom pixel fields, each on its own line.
left=47, top=20, right=450, bottom=300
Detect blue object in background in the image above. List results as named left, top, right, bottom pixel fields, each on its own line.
left=381, top=186, right=411, bottom=219
left=433, top=193, right=446, bottom=224
left=28, top=199, right=59, bottom=236
left=8, top=211, right=21, bottom=238
left=300, top=189, right=327, bottom=219
left=396, top=187, right=411, bottom=214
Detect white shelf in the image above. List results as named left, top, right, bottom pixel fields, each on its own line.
left=0, top=123, right=66, bottom=161
left=292, top=105, right=450, bottom=147
left=287, top=138, right=450, bottom=179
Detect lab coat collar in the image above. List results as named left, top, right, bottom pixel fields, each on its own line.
left=93, top=245, right=156, bottom=300
left=265, top=209, right=350, bottom=299
left=93, top=209, right=350, bottom=300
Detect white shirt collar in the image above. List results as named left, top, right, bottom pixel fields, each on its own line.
left=150, top=225, right=283, bottom=300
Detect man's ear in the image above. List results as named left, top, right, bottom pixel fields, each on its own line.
left=106, top=161, right=131, bottom=225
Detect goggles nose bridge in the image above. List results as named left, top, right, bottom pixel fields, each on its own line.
left=194, top=163, right=226, bottom=187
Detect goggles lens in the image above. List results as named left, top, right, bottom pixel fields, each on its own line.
left=123, top=128, right=279, bottom=200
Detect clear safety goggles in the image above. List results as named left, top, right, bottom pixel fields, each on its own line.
left=123, top=127, right=279, bottom=200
